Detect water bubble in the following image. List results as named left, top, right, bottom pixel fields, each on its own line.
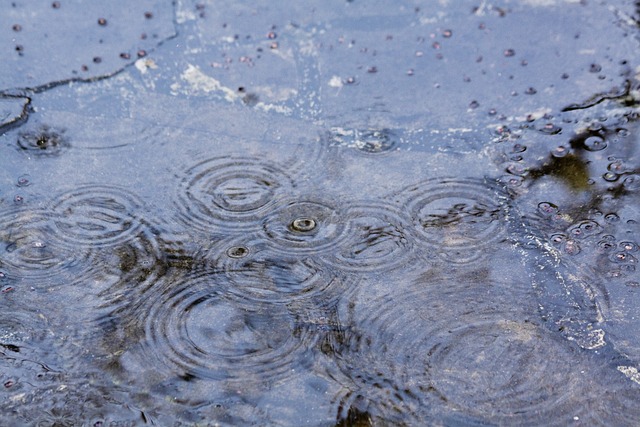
left=583, top=136, right=607, bottom=152
left=608, top=161, right=626, bottom=173
left=563, top=240, right=581, bottom=255
left=605, top=213, right=620, bottom=223
left=97, top=18, right=107, bottom=26
left=603, top=172, right=618, bottom=182
left=226, top=246, right=249, bottom=258
left=589, top=63, right=602, bottom=73
left=263, top=200, right=347, bottom=255
left=290, top=217, right=317, bottom=232
left=619, top=241, right=638, bottom=252
left=511, top=144, right=527, bottom=153
left=17, top=175, right=30, bottom=187
left=597, top=236, right=616, bottom=252
left=506, top=164, right=526, bottom=176
left=353, top=129, right=398, bottom=154
left=552, top=146, right=568, bottom=158
left=504, top=49, right=515, bottom=57
left=537, top=202, right=559, bottom=217
left=524, top=87, right=537, bottom=95
left=622, top=175, right=640, bottom=191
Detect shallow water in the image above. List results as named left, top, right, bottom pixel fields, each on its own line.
left=1, top=0, right=639, bottom=425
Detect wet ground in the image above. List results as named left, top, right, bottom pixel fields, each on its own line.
left=1, top=0, right=639, bottom=425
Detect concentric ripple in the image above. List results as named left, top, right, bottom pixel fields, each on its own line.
left=141, top=271, right=316, bottom=385
left=325, top=201, right=414, bottom=272
left=398, top=178, right=508, bottom=257
left=50, top=185, right=145, bottom=248
left=262, top=200, right=347, bottom=255
left=200, top=236, right=355, bottom=304
left=177, top=156, right=295, bottom=233
left=336, top=277, right=590, bottom=423
left=0, top=208, right=94, bottom=284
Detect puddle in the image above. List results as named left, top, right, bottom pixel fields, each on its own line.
left=1, top=0, right=639, bottom=425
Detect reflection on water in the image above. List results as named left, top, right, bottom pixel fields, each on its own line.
left=1, top=0, right=639, bottom=425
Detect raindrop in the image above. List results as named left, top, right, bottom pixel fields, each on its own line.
left=12, top=24, right=21, bottom=32
left=442, top=29, right=452, bottom=38
left=469, top=100, right=480, bottom=109
left=583, top=136, right=607, bottom=152
left=97, top=18, right=108, bottom=26
left=144, top=11, right=153, bottom=19
left=524, top=87, right=537, bottom=95
left=503, top=49, right=515, bottom=57
left=589, top=63, right=602, bottom=73
left=51, top=1, right=60, bottom=8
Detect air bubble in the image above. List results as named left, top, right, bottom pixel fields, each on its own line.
left=537, top=202, right=559, bottom=216
left=563, top=240, right=580, bottom=255
left=603, top=172, right=618, bottom=182
left=619, top=241, right=638, bottom=252
left=226, top=246, right=249, bottom=258
left=605, top=213, right=619, bottom=223
left=552, top=146, right=568, bottom=158
left=583, top=136, right=607, bottom=152
left=291, top=218, right=317, bottom=232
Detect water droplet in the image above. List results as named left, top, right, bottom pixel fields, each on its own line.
left=504, top=49, right=515, bottom=57
left=511, top=144, right=526, bottom=153
left=589, top=63, right=602, bottom=73
left=226, top=246, right=249, bottom=258
left=564, top=240, right=580, bottom=255
left=97, top=18, right=107, bottom=26
left=584, top=136, right=607, bottom=152
left=291, top=217, right=317, bottom=232
left=605, top=213, right=620, bottom=223
left=619, top=241, right=638, bottom=252
left=524, top=87, right=537, bottom=95
left=603, top=172, right=618, bottom=182
left=442, top=29, right=452, bottom=38
left=597, top=236, right=616, bottom=252
left=51, top=1, right=61, bottom=9
left=12, top=24, right=21, bottom=32
left=552, top=146, right=568, bottom=158
left=538, top=202, right=559, bottom=216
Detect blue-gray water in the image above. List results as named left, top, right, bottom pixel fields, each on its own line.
left=1, top=1, right=639, bottom=425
